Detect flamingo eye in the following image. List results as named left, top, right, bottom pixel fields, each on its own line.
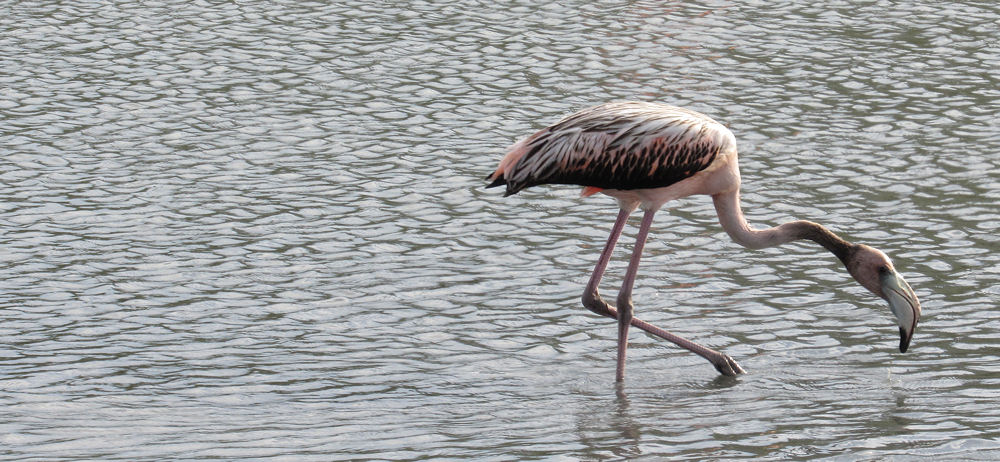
left=877, top=265, right=889, bottom=274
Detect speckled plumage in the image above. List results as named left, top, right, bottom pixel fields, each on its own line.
left=486, top=102, right=733, bottom=197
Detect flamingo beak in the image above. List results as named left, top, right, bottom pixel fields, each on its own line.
left=881, top=269, right=920, bottom=353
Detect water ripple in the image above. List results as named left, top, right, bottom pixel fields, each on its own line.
left=2, top=0, right=999, bottom=460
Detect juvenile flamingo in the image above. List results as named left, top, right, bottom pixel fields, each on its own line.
left=486, top=101, right=921, bottom=381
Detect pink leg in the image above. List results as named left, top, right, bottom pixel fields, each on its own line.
left=582, top=208, right=631, bottom=309
left=582, top=209, right=746, bottom=379
left=613, top=209, right=655, bottom=381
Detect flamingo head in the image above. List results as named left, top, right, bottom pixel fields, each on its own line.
left=845, top=244, right=921, bottom=353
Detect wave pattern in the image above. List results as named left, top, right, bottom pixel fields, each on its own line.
left=2, top=0, right=998, bottom=459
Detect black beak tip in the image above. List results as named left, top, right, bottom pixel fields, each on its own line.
left=899, top=327, right=911, bottom=353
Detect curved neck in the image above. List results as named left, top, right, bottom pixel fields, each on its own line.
left=711, top=189, right=853, bottom=263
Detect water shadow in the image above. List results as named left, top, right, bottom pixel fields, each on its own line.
left=570, top=382, right=643, bottom=459
left=704, top=373, right=743, bottom=390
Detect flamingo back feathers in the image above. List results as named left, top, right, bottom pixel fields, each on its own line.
left=486, top=102, right=733, bottom=197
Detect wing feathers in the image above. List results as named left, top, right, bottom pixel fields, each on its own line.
left=490, top=102, right=731, bottom=196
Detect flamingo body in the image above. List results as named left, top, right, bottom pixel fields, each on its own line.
left=487, top=102, right=921, bottom=382
left=487, top=102, right=736, bottom=204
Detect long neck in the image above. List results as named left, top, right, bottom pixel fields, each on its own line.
left=711, top=189, right=853, bottom=263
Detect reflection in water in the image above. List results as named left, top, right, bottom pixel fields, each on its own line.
left=572, top=385, right=643, bottom=460
left=707, top=374, right=742, bottom=390
left=2, top=0, right=999, bottom=459
left=853, top=394, right=918, bottom=452
left=613, top=386, right=642, bottom=449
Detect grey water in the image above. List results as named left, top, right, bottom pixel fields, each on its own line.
left=2, top=1, right=998, bottom=460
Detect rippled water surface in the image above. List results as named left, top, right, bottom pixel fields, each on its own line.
left=3, top=1, right=999, bottom=460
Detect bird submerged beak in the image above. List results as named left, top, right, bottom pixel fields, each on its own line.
left=881, top=269, right=921, bottom=353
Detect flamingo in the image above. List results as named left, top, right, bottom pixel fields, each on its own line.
left=486, top=101, right=921, bottom=381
